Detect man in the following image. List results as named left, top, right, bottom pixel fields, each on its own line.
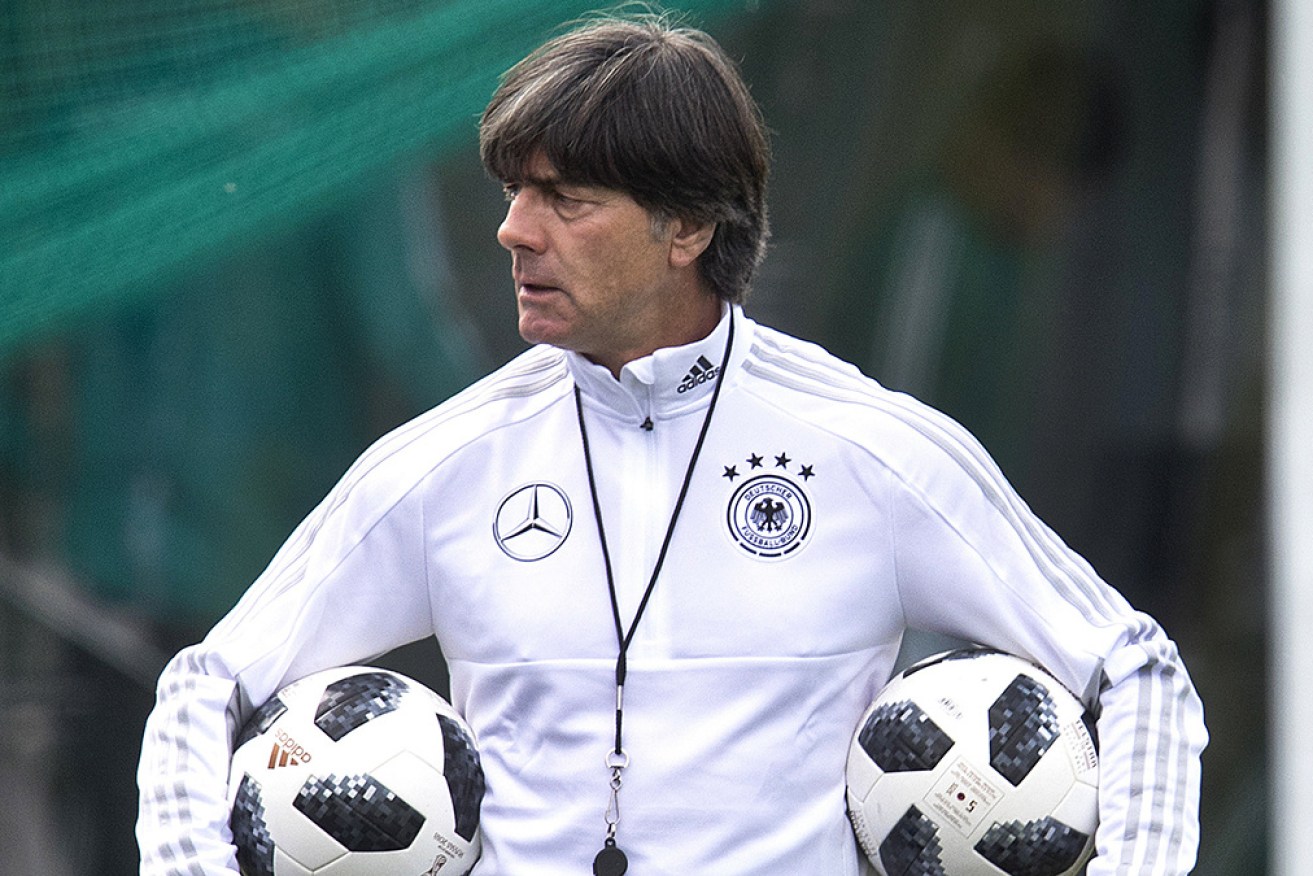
left=137, top=14, right=1206, bottom=875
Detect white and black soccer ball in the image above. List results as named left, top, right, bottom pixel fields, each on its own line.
left=227, top=666, right=484, bottom=876
left=846, top=649, right=1099, bottom=876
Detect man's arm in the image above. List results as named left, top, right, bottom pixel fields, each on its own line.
left=137, top=649, right=247, bottom=875
left=881, top=403, right=1207, bottom=874
left=136, top=443, right=438, bottom=874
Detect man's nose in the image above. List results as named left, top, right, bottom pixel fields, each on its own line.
left=497, top=192, right=546, bottom=253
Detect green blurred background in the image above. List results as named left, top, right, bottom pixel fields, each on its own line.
left=0, top=0, right=1265, bottom=871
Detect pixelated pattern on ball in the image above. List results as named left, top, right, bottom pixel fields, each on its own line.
left=973, top=816, right=1091, bottom=876
left=857, top=700, right=955, bottom=773
left=988, top=674, right=1059, bottom=786
left=313, top=671, right=406, bottom=742
left=879, top=805, right=947, bottom=876
left=293, top=773, right=425, bottom=852
left=901, top=646, right=1006, bottom=678
left=438, top=713, right=486, bottom=842
left=234, top=695, right=288, bottom=749
left=230, top=774, right=276, bottom=876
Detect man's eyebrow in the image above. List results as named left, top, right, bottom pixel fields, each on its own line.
left=512, top=170, right=610, bottom=194
left=522, top=173, right=560, bottom=187
left=505, top=171, right=563, bottom=190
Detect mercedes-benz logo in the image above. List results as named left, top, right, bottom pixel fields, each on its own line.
left=493, top=482, right=573, bottom=561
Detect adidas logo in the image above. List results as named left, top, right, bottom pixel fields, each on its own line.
left=677, top=355, right=719, bottom=393
left=266, top=729, right=313, bottom=768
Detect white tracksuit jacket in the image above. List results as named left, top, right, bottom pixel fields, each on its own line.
left=137, top=306, right=1206, bottom=874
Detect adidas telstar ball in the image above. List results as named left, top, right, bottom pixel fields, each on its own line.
left=846, top=649, right=1099, bottom=876
left=227, top=666, right=484, bottom=876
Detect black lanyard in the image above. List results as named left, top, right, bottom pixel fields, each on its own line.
left=574, top=313, right=734, bottom=875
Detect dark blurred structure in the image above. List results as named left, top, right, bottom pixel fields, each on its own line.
left=0, top=1, right=1266, bottom=872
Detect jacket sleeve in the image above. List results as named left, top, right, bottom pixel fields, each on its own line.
left=136, top=453, right=436, bottom=875
left=884, top=408, right=1207, bottom=875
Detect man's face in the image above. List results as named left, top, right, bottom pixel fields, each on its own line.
left=496, top=153, right=713, bottom=373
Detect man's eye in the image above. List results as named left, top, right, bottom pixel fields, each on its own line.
left=502, top=183, right=520, bottom=201
left=552, top=192, right=589, bottom=214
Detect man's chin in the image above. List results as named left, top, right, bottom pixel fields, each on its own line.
left=517, top=315, right=572, bottom=350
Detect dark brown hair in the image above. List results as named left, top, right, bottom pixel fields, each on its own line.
left=480, top=13, right=771, bottom=303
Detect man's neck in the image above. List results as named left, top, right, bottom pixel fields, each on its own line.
left=589, top=293, right=724, bottom=378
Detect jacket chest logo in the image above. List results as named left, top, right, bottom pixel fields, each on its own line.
left=493, top=482, right=572, bottom=561
left=721, top=451, right=814, bottom=559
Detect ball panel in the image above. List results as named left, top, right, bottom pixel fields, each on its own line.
left=235, top=696, right=289, bottom=750
left=1051, top=780, right=1099, bottom=827
left=437, top=713, right=485, bottom=842
left=972, top=816, right=1090, bottom=876
left=987, top=674, right=1060, bottom=787
left=230, top=774, right=276, bottom=876
left=293, top=773, right=425, bottom=853
left=878, top=805, right=948, bottom=876
left=272, top=847, right=314, bottom=876
left=313, top=672, right=407, bottom=742
left=858, top=700, right=956, bottom=773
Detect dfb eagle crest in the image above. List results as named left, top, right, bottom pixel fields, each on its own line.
left=721, top=450, right=814, bottom=559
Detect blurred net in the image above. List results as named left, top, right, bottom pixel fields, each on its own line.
left=0, top=0, right=757, bottom=362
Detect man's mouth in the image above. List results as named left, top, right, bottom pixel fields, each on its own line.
left=517, top=279, right=564, bottom=297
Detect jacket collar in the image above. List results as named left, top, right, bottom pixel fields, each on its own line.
left=566, top=305, right=747, bottom=423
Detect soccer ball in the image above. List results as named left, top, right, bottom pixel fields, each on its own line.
left=846, top=649, right=1099, bottom=876
left=227, top=666, right=485, bottom=876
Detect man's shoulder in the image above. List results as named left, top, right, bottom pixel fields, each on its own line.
left=353, top=346, right=572, bottom=480
left=738, top=318, right=981, bottom=465
left=445, top=344, right=572, bottom=411
left=739, top=318, right=879, bottom=402
left=409, top=345, right=572, bottom=439
left=292, top=348, right=572, bottom=530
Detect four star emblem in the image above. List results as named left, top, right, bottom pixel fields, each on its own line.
left=723, top=451, right=815, bottom=483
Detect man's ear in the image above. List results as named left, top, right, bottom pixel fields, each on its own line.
left=668, top=218, right=716, bottom=269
